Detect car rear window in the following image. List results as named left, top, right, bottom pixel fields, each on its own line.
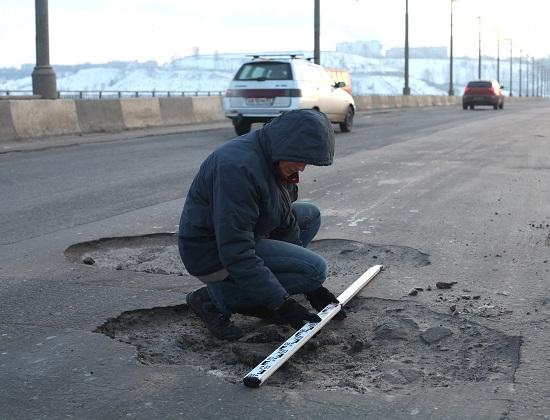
left=234, top=62, right=292, bottom=81
left=467, top=81, right=491, bottom=88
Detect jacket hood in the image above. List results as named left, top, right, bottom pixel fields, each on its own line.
left=258, top=109, right=335, bottom=166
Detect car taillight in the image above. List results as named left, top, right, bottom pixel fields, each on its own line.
left=286, top=89, right=302, bottom=97
left=464, top=87, right=471, bottom=94
left=489, top=87, right=495, bottom=95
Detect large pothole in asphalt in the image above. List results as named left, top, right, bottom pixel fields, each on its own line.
left=82, top=234, right=520, bottom=392
left=65, top=234, right=430, bottom=277
left=95, top=297, right=521, bottom=393
left=65, top=233, right=185, bottom=275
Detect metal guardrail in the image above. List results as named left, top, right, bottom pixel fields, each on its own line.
left=3, top=89, right=548, bottom=100
left=0, top=90, right=225, bottom=99
left=0, top=90, right=35, bottom=97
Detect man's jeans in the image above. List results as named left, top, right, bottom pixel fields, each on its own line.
left=207, top=202, right=327, bottom=317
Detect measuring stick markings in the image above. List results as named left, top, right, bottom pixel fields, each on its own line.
left=246, top=303, right=338, bottom=379
left=243, top=264, right=383, bottom=388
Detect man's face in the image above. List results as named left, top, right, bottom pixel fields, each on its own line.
left=278, top=161, right=306, bottom=177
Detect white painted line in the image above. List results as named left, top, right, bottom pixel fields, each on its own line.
left=243, top=264, right=383, bottom=388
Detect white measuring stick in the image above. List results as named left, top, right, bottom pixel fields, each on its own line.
left=243, top=264, right=383, bottom=388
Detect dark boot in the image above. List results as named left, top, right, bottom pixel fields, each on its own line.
left=305, top=286, right=347, bottom=320
left=186, top=287, right=243, bottom=341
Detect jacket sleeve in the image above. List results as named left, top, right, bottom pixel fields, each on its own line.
left=269, top=183, right=302, bottom=245
left=212, top=161, right=288, bottom=309
left=269, top=207, right=302, bottom=245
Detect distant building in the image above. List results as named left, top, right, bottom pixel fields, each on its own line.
left=336, top=41, right=384, bottom=58
left=386, top=46, right=448, bottom=59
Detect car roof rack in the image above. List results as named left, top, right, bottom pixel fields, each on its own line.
left=247, top=53, right=305, bottom=60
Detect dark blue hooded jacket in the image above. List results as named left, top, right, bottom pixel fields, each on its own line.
left=178, top=109, right=335, bottom=309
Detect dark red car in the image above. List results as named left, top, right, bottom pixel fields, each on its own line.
left=462, top=80, right=504, bottom=110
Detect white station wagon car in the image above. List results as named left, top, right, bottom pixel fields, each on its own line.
left=223, top=55, right=355, bottom=135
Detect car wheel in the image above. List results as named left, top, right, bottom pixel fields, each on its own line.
left=462, top=104, right=468, bottom=110
left=470, top=105, right=474, bottom=110
left=493, top=104, right=498, bottom=110
left=233, top=119, right=252, bottom=136
left=339, top=106, right=354, bottom=133
left=499, top=103, right=504, bottom=109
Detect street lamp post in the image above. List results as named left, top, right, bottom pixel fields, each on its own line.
left=533, top=57, right=536, bottom=96
left=544, top=62, right=546, bottom=97
left=531, top=56, right=535, bottom=97
left=31, top=0, right=57, bottom=99
left=403, top=0, right=411, bottom=95
left=448, top=0, right=456, bottom=96
left=504, top=39, right=513, bottom=96
left=545, top=65, right=548, bottom=97
left=497, top=36, right=500, bottom=83
left=539, top=60, right=544, bottom=98
left=535, top=58, right=540, bottom=96
left=526, top=54, right=529, bottom=97
left=541, top=64, right=543, bottom=97
left=544, top=67, right=546, bottom=97
left=544, top=63, right=548, bottom=98
left=509, top=41, right=513, bottom=96
left=545, top=64, right=546, bottom=97
left=536, top=58, right=539, bottom=97
left=519, top=49, right=522, bottom=97
left=313, top=0, right=320, bottom=65
left=477, top=16, right=482, bottom=79
left=544, top=68, right=548, bottom=98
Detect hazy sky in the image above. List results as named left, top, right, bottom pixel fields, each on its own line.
left=1, top=0, right=549, bottom=67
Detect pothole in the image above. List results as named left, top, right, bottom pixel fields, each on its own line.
left=65, top=233, right=187, bottom=275
left=85, top=235, right=519, bottom=392
left=65, top=235, right=430, bottom=277
left=95, top=297, right=521, bottom=393
left=309, top=239, right=431, bottom=273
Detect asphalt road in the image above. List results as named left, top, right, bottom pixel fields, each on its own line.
left=1, top=101, right=550, bottom=419
left=0, top=105, right=508, bottom=246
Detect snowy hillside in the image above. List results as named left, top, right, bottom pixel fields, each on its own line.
left=0, top=51, right=520, bottom=96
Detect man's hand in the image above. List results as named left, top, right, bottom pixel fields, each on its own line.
left=305, top=286, right=347, bottom=320
left=274, top=298, right=321, bottom=329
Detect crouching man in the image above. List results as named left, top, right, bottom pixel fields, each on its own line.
left=178, top=109, right=344, bottom=341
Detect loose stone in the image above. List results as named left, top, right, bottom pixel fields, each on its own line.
left=436, top=281, right=457, bottom=290
left=82, top=256, right=95, bottom=265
